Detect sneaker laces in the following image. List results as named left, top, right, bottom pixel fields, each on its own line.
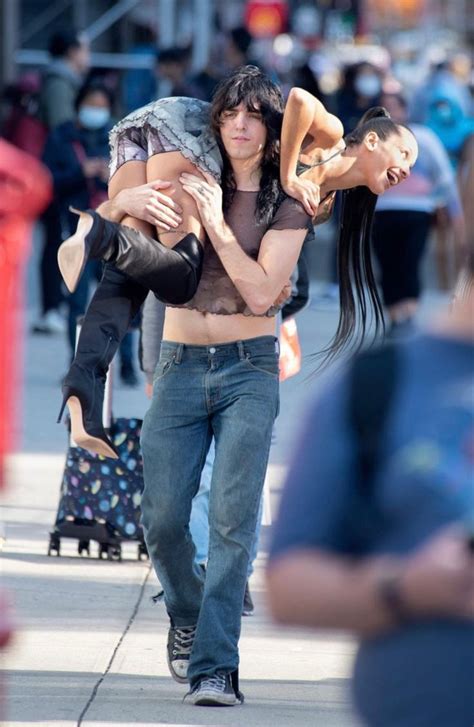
left=173, top=625, right=196, bottom=657
left=198, top=674, right=226, bottom=693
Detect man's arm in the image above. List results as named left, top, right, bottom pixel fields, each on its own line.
left=96, top=180, right=183, bottom=230
left=180, top=171, right=307, bottom=315
left=210, top=225, right=306, bottom=316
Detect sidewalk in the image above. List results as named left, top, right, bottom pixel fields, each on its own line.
left=1, top=236, right=448, bottom=726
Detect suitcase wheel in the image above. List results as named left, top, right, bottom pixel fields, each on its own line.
left=48, top=533, right=61, bottom=557
left=108, top=545, right=122, bottom=562
left=78, top=540, right=91, bottom=557
left=99, top=543, right=122, bottom=561
left=138, top=542, right=149, bottom=561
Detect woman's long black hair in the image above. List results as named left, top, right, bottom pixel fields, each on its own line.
left=318, top=107, right=414, bottom=366
left=210, top=65, right=284, bottom=225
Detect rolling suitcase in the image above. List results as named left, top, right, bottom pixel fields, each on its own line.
left=48, top=324, right=148, bottom=561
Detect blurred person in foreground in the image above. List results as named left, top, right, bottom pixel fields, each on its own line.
left=42, top=81, right=138, bottom=384
left=267, top=252, right=474, bottom=726
left=372, top=92, right=465, bottom=338
left=0, top=139, right=52, bottom=482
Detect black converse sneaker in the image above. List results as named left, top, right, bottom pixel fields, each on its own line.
left=167, top=623, right=196, bottom=683
left=184, top=670, right=244, bottom=706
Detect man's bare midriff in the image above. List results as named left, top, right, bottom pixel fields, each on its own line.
left=163, top=306, right=276, bottom=344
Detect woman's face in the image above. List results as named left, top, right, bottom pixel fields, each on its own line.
left=360, top=126, right=418, bottom=195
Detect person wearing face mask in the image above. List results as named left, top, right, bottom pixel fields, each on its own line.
left=41, top=82, right=139, bottom=385
left=337, top=62, right=384, bottom=133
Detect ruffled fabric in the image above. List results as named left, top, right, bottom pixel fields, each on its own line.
left=109, top=97, right=222, bottom=180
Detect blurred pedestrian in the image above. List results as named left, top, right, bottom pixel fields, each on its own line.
left=42, top=81, right=139, bottom=384
left=224, top=26, right=255, bottom=71
left=372, top=92, right=464, bottom=337
left=454, top=133, right=474, bottom=301
left=155, top=46, right=194, bottom=98
left=410, top=58, right=472, bottom=126
left=0, top=140, right=52, bottom=660
left=32, top=29, right=90, bottom=335
left=267, top=254, right=474, bottom=727
left=0, top=140, right=52, bottom=483
left=38, top=29, right=90, bottom=131
left=336, top=62, right=384, bottom=132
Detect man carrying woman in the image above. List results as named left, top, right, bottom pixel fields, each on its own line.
left=56, top=65, right=417, bottom=705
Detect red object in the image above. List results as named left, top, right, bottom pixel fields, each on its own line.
left=279, top=317, right=302, bottom=382
left=245, top=0, right=288, bottom=38
left=0, top=140, right=52, bottom=487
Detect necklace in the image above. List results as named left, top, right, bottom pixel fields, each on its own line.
left=308, top=145, right=345, bottom=169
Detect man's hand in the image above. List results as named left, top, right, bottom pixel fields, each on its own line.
left=273, top=281, right=292, bottom=308
left=398, top=526, right=474, bottom=619
left=180, top=171, right=225, bottom=236
left=116, top=181, right=183, bottom=231
left=282, top=175, right=320, bottom=217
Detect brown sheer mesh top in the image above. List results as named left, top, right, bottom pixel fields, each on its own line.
left=171, top=191, right=311, bottom=317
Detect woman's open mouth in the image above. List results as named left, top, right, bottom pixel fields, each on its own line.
left=386, top=169, right=399, bottom=186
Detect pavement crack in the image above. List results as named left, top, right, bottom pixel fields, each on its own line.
left=77, top=563, right=152, bottom=726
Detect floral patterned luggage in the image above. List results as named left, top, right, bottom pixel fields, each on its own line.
left=48, top=417, right=148, bottom=561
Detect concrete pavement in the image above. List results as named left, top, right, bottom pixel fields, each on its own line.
left=1, top=232, right=447, bottom=726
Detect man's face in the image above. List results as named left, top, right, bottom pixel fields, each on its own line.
left=218, top=102, right=267, bottom=163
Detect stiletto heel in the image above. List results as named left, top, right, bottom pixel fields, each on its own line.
left=58, top=372, right=119, bottom=460
left=57, top=395, right=67, bottom=424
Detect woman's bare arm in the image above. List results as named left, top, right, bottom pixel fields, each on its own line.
left=280, top=88, right=344, bottom=215
left=280, top=88, right=344, bottom=186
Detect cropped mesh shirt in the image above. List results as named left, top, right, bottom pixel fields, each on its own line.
left=173, top=191, right=312, bottom=317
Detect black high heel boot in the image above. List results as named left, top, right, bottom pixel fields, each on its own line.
left=58, top=362, right=119, bottom=460
left=58, top=209, right=204, bottom=304
left=57, top=208, right=115, bottom=293
left=57, top=265, right=148, bottom=460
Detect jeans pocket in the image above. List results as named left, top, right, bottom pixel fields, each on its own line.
left=153, top=356, right=174, bottom=383
left=243, top=352, right=279, bottom=378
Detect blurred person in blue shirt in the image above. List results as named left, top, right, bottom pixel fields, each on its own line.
left=267, top=243, right=474, bottom=727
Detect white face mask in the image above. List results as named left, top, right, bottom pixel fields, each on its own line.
left=78, top=105, right=110, bottom=130
left=354, top=74, right=381, bottom=99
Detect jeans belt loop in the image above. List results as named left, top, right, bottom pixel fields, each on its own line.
left=237, top=340, right=245, bottom=361
left=174, top=343, right=183, bottom=364
left=275, top=338, right=280, bottom=356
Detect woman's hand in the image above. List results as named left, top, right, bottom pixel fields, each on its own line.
left=116, top=180, right=183, bottom=231
left=179, top=171, right=225, bottom=235
left=283, top=175, right=320, bottom=217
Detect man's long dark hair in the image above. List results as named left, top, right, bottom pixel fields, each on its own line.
left=319, top=107, right=414, bottom=366
left=210, top=65, right=284, bottom=225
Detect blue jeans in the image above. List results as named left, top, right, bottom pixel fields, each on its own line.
left=140, top=336, right=279, bottom=684
left=190, top=438, right=264, bottom=575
